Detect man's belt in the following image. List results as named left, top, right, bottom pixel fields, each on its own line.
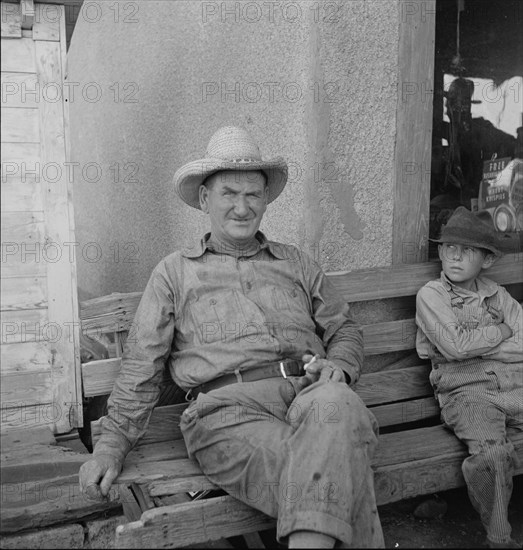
left=188, top=359, right=303, bottom=400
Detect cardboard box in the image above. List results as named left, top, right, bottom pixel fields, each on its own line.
left=478, top=157, right=523, bottom=232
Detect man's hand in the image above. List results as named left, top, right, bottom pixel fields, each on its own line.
left=297, top=353, right=346, bottom=390
left=79, top=454, right=122, bottom=501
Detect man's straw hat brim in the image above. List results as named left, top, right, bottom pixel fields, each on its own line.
left=174, top=126, right=288, bottom=210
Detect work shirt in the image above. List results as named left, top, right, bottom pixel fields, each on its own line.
left=94, top=232, right=363, bottom=463
left=416, top=271, right=522, bottom=364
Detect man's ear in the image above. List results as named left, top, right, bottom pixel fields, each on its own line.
left=199, top=185, right=209, bottom=213
left=481, top=253, right=497, bottom=270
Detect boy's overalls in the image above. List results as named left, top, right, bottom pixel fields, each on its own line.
left=429, top=288, right=523, bottom=545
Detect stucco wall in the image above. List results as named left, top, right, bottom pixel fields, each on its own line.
left=67, top=0, right=399, bottom=298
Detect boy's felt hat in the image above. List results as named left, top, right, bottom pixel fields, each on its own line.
left=430, top=206, right=503, bottom=256
left=173, top=126, right=288, bottom=210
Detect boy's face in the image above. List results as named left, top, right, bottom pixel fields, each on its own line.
left=438, top=243, right=496, bottom=290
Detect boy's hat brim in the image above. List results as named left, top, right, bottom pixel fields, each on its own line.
left=173, top=126, right=288, bottom=210
left=430, top=206, right=503, bottom=256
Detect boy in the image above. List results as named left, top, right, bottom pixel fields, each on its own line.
left=416, top=206, right=523, bottom=549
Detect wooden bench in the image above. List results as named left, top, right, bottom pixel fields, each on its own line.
left=80, top=253, right=523, bottom=549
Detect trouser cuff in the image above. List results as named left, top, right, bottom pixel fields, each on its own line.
left=277, top=510, right=352, bottom=547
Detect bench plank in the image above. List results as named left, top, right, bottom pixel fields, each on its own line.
left=91, top=366, right=437, bottom=456
left=79, top=256, right=520, bottom=330
left=115, top=426, right=523, bottom=488
left=82, top=358, right=173, bottom=398
left=115, top=430, right=523, bottom=549
left=92, top=403, right=187, bottom=447
left=115, top=495, right=275, bottom=549
left=81, top=315, right=420, bottom=396
left=352, top=364, right=432, bottom=406
left=370, top=397, right=439, bottom=427
left=80, top=292, right=142, bottom=333
left=327, top=254, right=521, bottom=302
left=362, top=319, right=417, bottom=354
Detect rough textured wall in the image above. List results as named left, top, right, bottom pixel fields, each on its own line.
left=67, top=0, right=399, bottom=298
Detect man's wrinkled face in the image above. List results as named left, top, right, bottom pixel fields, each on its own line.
left=199, top=170, right=268, bottom=246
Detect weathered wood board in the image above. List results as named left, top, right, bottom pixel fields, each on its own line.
left=1, top=2, right=82, bottom=435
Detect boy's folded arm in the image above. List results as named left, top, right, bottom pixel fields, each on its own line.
left=416, top=285, right=506, bottom=361
left=480, top=287, right=523, bottom=362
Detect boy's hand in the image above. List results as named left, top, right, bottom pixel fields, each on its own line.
left=498, top=323, right=513, bottom=340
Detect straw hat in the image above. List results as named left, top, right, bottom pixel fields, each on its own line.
left=430, top=206, right=503, bottom=256
left=173, top=126, right=288, bottom=210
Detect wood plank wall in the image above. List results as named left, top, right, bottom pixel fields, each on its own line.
left=1, top=1, right=82, bottom=435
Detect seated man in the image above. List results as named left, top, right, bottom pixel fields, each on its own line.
left=79, top=126, right=384, bottom=548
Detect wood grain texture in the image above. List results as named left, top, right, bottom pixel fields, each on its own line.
left=392, top=0, right=435, bottom=264
left=1, top=309, right=49, bottom=345
left=0, top=523, right=85, bottom=548
left=78, top=254, right=521, bottom=324
left=362, top=318, right=417, bottom=354
left=0, top=211, right=45, bottom=243
left=0, top=72, right=39, bottom=108
left=114, top=429, right=523, bottom=548
left=1, top=141, right=40, bottom=163
left=369, top=397, right=439, bottom=427
left=0, top=276, right=48, bottom=311
left=1, top=341, right=50, bottom=374
left=1, top=370, right=52, bottom=405
left=32, top=3, right=60, bottom=41
left=81, top=357, right=172, bottom=398
left=1, top=108, right=39, bottom=142
left=115, top=495, right=275, bottom=549
left=91, top=403, right=187, bottom=447
left=327, top=253, right=522, bottom=302
left=0, top=36, right=35, bottom=73
left=1, top=180, right=44, bottom=212
left=1, top=2, right=22, bottom=38
left=80, top=293, right=143, bottom=333
left=0, top=251, right=46, bottom=278
left=0, top=474, right=120, bottom=533
left=1, top=401, right=55, bottom=432
left=352, top=364, right=432, bottom=406
left=36, top=36, right=82, bottom=432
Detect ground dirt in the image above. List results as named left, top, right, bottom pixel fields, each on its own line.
left=379, top=476, right=523, bottom=549
left=251, top=476, right=523, bottom=549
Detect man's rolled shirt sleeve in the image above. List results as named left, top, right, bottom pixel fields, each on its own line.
left=302, top=253, right=363, bottom=385
left=93, top=264, right=176, bottom=463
